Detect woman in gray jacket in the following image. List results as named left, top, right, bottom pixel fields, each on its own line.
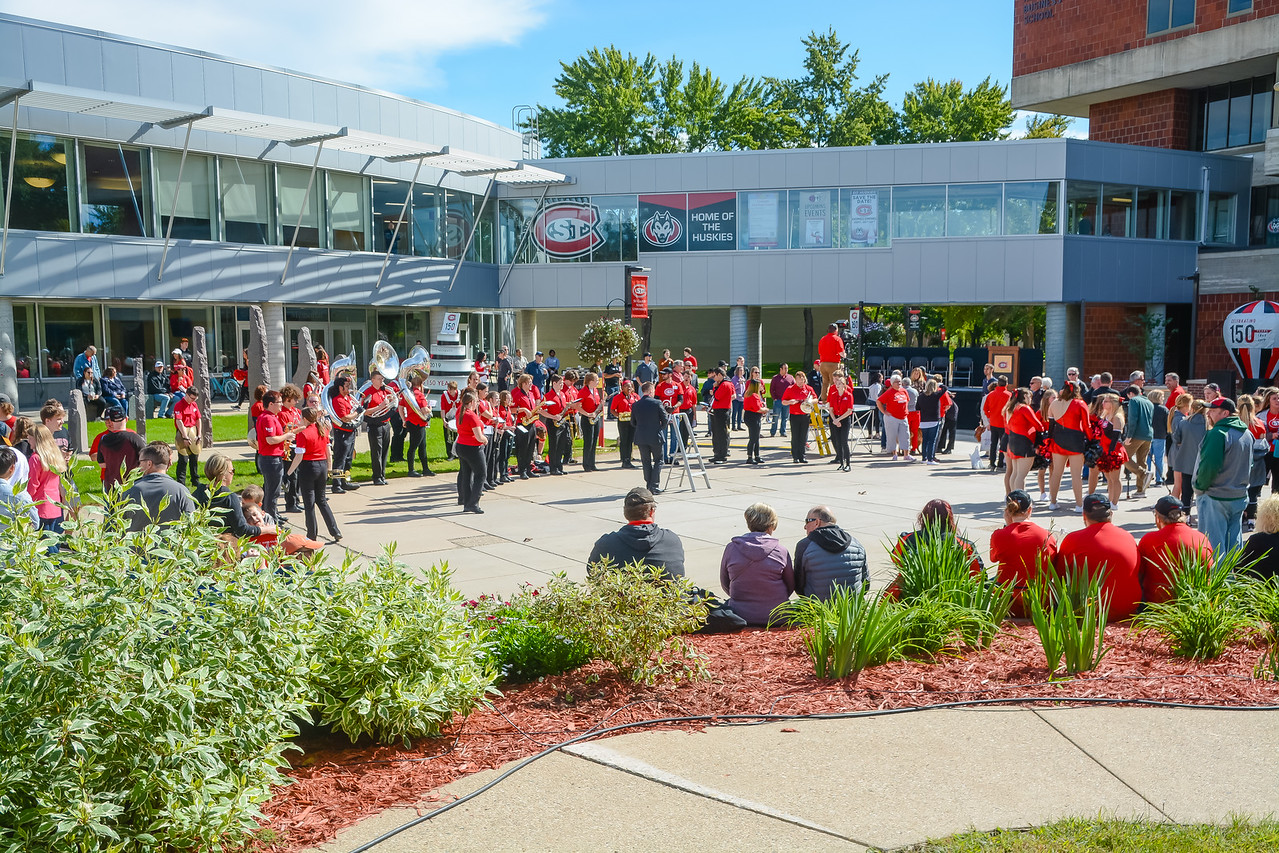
left=1171, top=399, right=1207, bottom=512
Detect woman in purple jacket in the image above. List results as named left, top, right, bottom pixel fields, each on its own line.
left=720, top=502, right=795, bottom=625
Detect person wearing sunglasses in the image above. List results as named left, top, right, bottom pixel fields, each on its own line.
left=794, top=506, right=868, bottom=600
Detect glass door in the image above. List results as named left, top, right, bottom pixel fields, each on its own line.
left=330, top=326, right=366, bottom=381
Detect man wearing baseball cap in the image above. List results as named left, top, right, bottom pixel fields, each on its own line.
left=1137, top=495, right=1213, bottom=605
left=1055, top=493, right=1141, bottom=620
left=1193, top=396, right=1250, bottom=555
left=90, top=406, right=146, bottom=491
left=146, top=360, right=173, bottom=418
left=588, top=486, right=685, bottom=581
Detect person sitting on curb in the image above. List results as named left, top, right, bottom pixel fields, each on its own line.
left=1137, top=495, right=1213, bottom=605
left=889, top=499, right=985, bottom=596
left=794, top=505, right=868, bottom=599
left=1054, top=493, right=1141, bottom=621
left=989, top=490, right=1057, bottom=617
left=588, top=487, right=685, bottom=581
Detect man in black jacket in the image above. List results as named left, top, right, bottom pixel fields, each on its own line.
left=145, top=360, right=172, bottom=418
left=631, top=382, right=668, bottom=493
left=588, top=487, right=685, bottom=581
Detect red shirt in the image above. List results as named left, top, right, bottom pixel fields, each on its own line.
left=402, top=388, right=430, bottom=427
left=683, top=355, right=697, bottom=371
left=1137, top=523, right=1213, bottom=605
left=782, top=383, right=817, bottom=416
left=280, top=404, right=302, bottom=429
left=611, top=392, right=636, bottom=417
left=877, top=388, right=909, bottom=420
left=680, top=380, right=698, bottom=411
left=1265, top=410, right=1279, bottom=436
left=169, top=365, right=193, bottom=392
left=817, top=332, right=845, bottom=363
left=712, top=380, right=735, bottom=410
left=1007, top=405, right=1046, bottom=440
left=983, top=386, right=1013, bottom=428
left=294, top=423, right=330, bottom=461
left=744, top=392, right=767, bottom=414
left=1056, top=522, right=1141, bottom=620
left=249, top=401, right=265, bottom=426
left=990, top=522, right=1058, bottom=617
left=577, top=386, right=601, bottom=416
left=173, top=397, right=201, bottom=431
left=256, top=411, right=287, bottom=457
left=317, top=360, right=330, bottom=383
left=457, top=409, right=485, bottom=446
left=360, top=384, right=394, bottom=419
left=656, top=379, right=683, bottom=410
left=441, top=389, right=462, bottom=419
left=827, top=387, right=855, bottom=418
left=511, top=386, right=541, bottom=421
left=542, top=386, right=568, bottom=419
left=331, top=394, right=356, bottom=431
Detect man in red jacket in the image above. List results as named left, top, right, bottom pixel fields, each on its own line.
left=982, top=376, right=1012, bottom=471
left=816, top=323, right=846, bottom=402
left=1056, top=493, right=1142, bottom=620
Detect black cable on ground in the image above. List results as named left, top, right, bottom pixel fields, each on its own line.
left=343, top=696, right=1279, bottom=853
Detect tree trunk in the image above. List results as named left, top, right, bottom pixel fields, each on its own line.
left=802, top=308, right=814, bottom=369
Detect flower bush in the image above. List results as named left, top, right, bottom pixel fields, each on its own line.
left=577, top=316, right=640, bottom=367
left=464, top=589, right=593, bottom=684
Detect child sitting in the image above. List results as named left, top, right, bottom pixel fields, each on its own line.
left=240, top=484, right=322, bottom=556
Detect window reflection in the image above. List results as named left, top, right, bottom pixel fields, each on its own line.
left=220, top=158, right=271, bottom=245
left=946, top=184, right=1001, bottom=237
left=0, top=134, right=73, bottom=233
left=82, top=144, right=148, bottom=237
left=892, top=186, right=946, bottom=238
left=1065, top=182, right=1100, bottom=235
left=328, top=172, right=368, bottom=251
left=1003, top=182, right=1058, bottom=235
left=1100, top=186, right=1135, bottom=238
left=278, top=166, right=321, bottom=248
left=373, top=179, right=411, bottom=254
left=155, top=150, right=214, bottom=240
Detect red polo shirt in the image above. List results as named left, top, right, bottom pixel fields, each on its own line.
left=256, top=411, right=287, bottom=457
left=877, top=388, right=909, bottom=420
left=577, top=386, right=601, bottom=416
left=782, top=383, right=816, bottom=416
left=1056, top=522, right=1141, bottom=620
left=712, top=379, right=735, bottom=410
left=294, top=423, right=330, bottom=461
left=817, top=332, right=845, bottom=363
left=1137, top=523, right=1213, bottom=604
left=827, top=387, right=855, bottom=418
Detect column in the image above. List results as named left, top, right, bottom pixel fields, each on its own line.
left=746, top=306, right=762, bottom=369
left=1145, top=303, right=1166, bottom=381
left=262, top=302, right=287, bottom=389
left=430, top=308, right=449, bottom=343
left=728, top=306, right=748, bottom=366
left=0, top=298, right=17, bottom=406
left=517, top=309, right=538, bottom=358
left=1043, top=302, right=1081, bottom=385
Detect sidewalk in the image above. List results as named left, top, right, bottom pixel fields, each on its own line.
left=312, top=706, right=1279, bottom=852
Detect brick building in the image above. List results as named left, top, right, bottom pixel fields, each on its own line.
left=1013, top=0, right=1279, bottom=382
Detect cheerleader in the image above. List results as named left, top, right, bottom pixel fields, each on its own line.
left=1004, top=388, right=1047, bottom=494
left=1034, top=389, right=1057, bottom=501
left=1049, top=381, right=1090, bottom=511
left=1087, top=393, right=1126, bottom=505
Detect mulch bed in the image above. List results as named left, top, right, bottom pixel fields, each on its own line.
left=259, top=623, right=1279, bottom=851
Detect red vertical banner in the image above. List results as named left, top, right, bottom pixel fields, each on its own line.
left=630, top=274, right=649, bottom=319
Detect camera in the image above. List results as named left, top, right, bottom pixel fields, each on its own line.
left=836, top=320, right=856, bottom=346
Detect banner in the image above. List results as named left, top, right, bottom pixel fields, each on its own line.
left=630, top=274, right=650, bottom=319
left=799, top=190, right=831, bottom=247
left=848, top=190, right=879, bottom=246
left=687, top=192, right=736, bottom=251
left=744, top=192, right=780, bottom=248
left=639, top=194, right=687, bottom=252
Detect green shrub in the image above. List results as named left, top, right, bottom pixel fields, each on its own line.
left=464, top=589, right=593, bottom=684
left=531, top=560, right=709, bottom=685
left=1134, top=548, right=1255, bottom=660
left=311, top=554, right=497, bottom=746
left=773, top=588, right=905, bottom=679
left=0, top=490, right=328, bottom=853
left=1241, top=575, right=1279, bottom=642
left=1025, top=563, right=1111, bottom=677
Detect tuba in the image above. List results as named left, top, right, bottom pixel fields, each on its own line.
left=397, top=345, right=432, bottom=421
left=800, top=396, right=818, bottom=415
left=320, top=349, right=359, bottom=426
left=358, top=340, right=401, bottom=417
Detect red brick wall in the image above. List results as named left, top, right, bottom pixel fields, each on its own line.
left=1014, top=0, right=1279, bottom=77
left=1082, top=303, right=1150, bottom=376
left=1088, top=88, right=1194, bottom=148
left=1195, top=290, right=1279, bottom=377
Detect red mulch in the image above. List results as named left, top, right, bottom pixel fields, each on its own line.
left=258, top=624, right=1279, bottom=851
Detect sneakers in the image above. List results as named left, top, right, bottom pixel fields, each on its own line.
left=1038, top=492, right=1050, bottom=502
left=1134, top=491, right=1147, bottom=498
left=1075, top=505, right=1084, bottom=513
left=902, top=456, right=916, bottom=462
left=1048, top=502, right=1059, bottom=510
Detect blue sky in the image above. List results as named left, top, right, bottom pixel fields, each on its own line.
left=3, top=0, right=1075, bottom=136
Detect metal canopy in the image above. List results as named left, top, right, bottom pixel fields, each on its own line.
left=0, top=80, right=205, bottom=126
left=496, top=164, right=572, bottom=185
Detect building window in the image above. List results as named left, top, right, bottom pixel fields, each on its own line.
left=41, top=304, right=100, bottom=380
left=1194, top=75, right=1274, bottom=150
left=1065, top=182, right=1101, bottom=235
left=412, top=186, right=445, bottom=258
left=891, top=185, right=946, bottom=238
left=220, top=158, right=272, bottom=245
left=327, top=172, right=368, bottom=251
left=154, top=150, right=214, bottom=240
left=1207, top=192, right=1235, bottom=243
left=277, top=166, right=322, bottom=248
left=591, top=195, right=638, bottom=262
left=838, top=187, right=890, bottom=247
left=946, top=184, right=1001, bottom=237
left=1250, top=185, right=1279, bottom=247
left=1228, top=0, right=1252, bottom=13
left=373, top=179, right=412, bottom=254
left=0, top=133, right=73, bottom=233
left=81, top=144, right=149, bottom=237
left=104, top=305, right=159, bottom=376
left=1148, top=0, right=1194, bottom=34
left=788, top=189, right=837, bottom=248
left=737, top=191, right=788, bottom=249
left=1100, top=186, right=1136, bottom=237
left=12, top=303, right=35, bottom=380
left=1004, top=182, right=1059, bottom=235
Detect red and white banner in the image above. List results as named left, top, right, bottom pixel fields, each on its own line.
left=630, top=274, right=649, bottom=319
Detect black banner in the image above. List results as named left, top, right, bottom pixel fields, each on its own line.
left=687, top=192, right=737, bottom=251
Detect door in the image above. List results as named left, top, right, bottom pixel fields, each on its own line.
left=330, top=325, right=366, bottom=381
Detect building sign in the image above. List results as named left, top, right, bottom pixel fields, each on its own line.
left=687, top=192, right=736, bottom=250
left=800, top=190, right=832, bottom=247
left=532, top=201, right=604, bottom=258
left=908, top=306, right=922, bottom=332
left=630, top=274, right=649, bottom=319
left=638, top=194, right=687, bottom=252
left=1224, top=300, right=1279, bottom=379
left=1268, top=218, right=1279, bottom=235
left=440, top=311, right=461, bottom=336
left=743, top=191, right=781, bottom=248
left=848, top=190, right=879, bottom=246
left=444, top=205, right=471, bottom=259
left=849, top=307, right=860, bottom=330
left=1022, top=0, right=1062, bottom=23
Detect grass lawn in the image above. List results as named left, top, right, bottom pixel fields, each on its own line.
left=902, top=818, right=1279, bottom=852
left=74, top=414, right=612, bottom=496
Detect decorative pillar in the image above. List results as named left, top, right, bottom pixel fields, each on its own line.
left=247, top=306, right=269, bottom=403
left=1145, top=304, right=1166, bottom=382
left=1044, top=303, right=1081, bottom=385
left=0, top=298, right=17, bottom=407
left=292, top=326, right=317, bottom=388
left=192, top=326, right=214, bottom=447
left=262, top=302, right=287, bottom=389
left=746, top=306, right=762, bottom=369
left=728, top=306, right=748, bottom=367
left=517, top=309, right=538, bottom=359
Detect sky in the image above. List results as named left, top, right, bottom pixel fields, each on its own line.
left=0, top=0, right=1083, bottom=137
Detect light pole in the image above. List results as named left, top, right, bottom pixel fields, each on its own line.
left=623, top=264, right=649, bottom=376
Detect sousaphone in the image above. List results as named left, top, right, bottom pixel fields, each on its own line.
left=358, top=340, right=401, bottom=418
left=397, top=345, right=432, bottom=421
left=320, top=349, right=359, bottom=425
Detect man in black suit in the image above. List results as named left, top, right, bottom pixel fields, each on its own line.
left=631, top=381, right=668, bottom=494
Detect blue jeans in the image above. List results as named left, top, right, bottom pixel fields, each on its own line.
left=920, top=424, right=940, bottom=462
left=1147, top=441, right=1165, bottom=485
left=102, top=394, right=128, bottom=416
left=770, top=399, right=788, bottom=436
left=149, top=393, right=173, bottom=418
left=1196, top=494, right=1246, bottom=557
left=731, top=399, right=744, bottom=430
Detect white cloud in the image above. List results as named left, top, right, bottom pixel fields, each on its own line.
left=0, top=0, right=548, bottom=91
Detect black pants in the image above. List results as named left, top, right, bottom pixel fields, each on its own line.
left=258, top=454, right=284, bottom=520
left=745, top=410, right=762, bottom=461
left=297, top=459, right=340, bottom=540
left=543, top=417, right=568, bottom=472
left=939, top=418, right=956, bottom=453
left=790, top=414, right=810, bottom=461
left=1248, top=484, right=1264, bottom=520
left=365, top=418, right=391, bottom=481
left=988, top=426, right=1007, bottom=468
left=617, top=419, right=635, bottom=466
left=283, top=450, right=298, bottom=508
left=638, top=442, right=663, bottom=491
left=1265, top=455, right=1279, bottom=493
left=456, top=443, right=486, bottom=509
left=710, top=409, right=730, bottom=460
left=486, top=431, right=502, bottom=484
left=406, top=422, right=432, bottom=472
left=679, top=414, right=692, bottom=450
left=175, top=450, right=200, bottom=487
left=1179, top=474, right=1194, bottom=510
left=515, top=420, right=538, bottom=473
left=831, top=420, right=851, bottom=465
left=389, top=410, right=406, bottom=461
left=444, top=425, right=458, bottom=459
left=580, top=415, right=599, bottom=470
left=332, top=428, right=356, bottom=476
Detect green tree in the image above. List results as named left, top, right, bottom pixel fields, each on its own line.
left=892, top=76, right=1016, bottom=144
left=538, top=47, right=661, bottom=157
left=1022, top=112, right=1076, bottom=139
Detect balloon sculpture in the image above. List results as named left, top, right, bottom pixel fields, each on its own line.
left=1223, top=300, right=1279, bottom=380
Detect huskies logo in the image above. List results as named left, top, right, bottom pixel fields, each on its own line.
left=533, top=202, right=605, bottom=258
left=444, top=210, right=470, bottom=259
left=642, top=210, right=682, bottom=247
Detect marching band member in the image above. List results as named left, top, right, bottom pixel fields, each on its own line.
left=455, top=389, right=487, bottom=514
left=782, top=371, right=818, bottom=463
left=541, top=373, right=571, bottom=476
left=497, top=391, right=516, bottom=484
left=287, top=405, right=342, bottom=543
left=511, top=373, right=543, bottom=479
left=360, top=372, right=397, bottom=486
left=680, top=364, right=699, bottom=447
left=256, top=390, right=304, bottom=522
left=611, top=379, right=639, bottom=469
left=440, top=380, right=462, bottom=459
left=656, top=367, right=684, bottom=460
left=327, top=376, right=361, bottom=493
left=278, top=385, right=304, bottom=513
left=172, top=391, right=202, bottom=488
left=401, top=373, right=436, bottom=478
left=709, top=366, right=735, bottom=463
left=742, top=378, right=767, bottom=465
left=577, top=372, right=603, bottom=472
left=827, top=372, right=855, bottom=472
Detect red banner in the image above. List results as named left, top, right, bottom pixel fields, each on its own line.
left=630, top=274, right=649, bottom=319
